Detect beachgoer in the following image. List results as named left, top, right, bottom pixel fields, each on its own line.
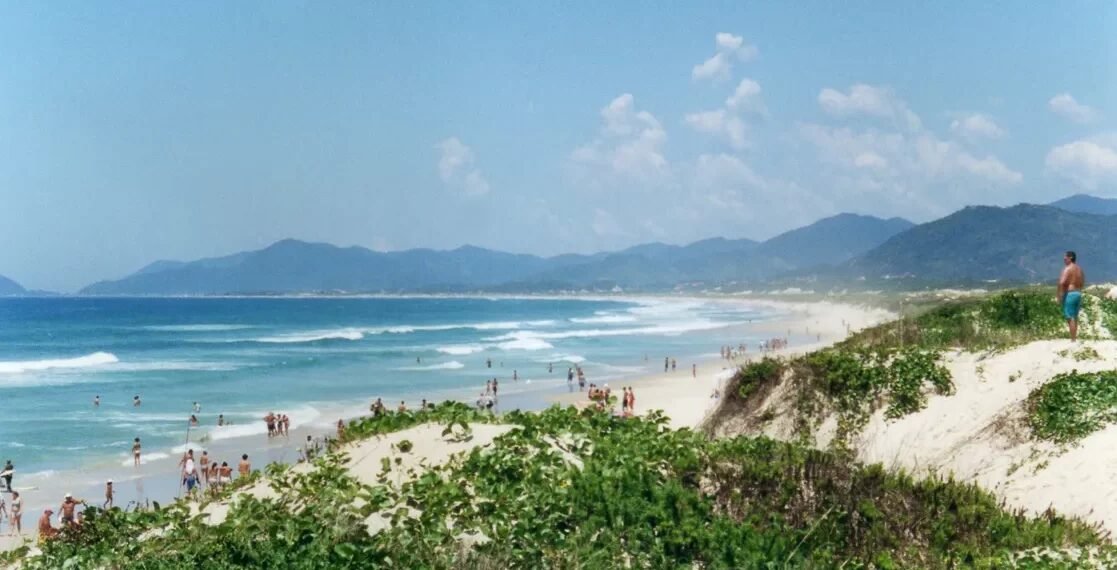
left=548, top=362, right=553, bottom=374
left=182, top=450, right=198, bottom=493
left=189, top=414, right=199, bottom=427
left=492, top=379, right=499, bottom=396
left=208, top=461, right=220, bottom=488
left=200, top=451, right=210, bottom=485
left=132, top=438, right=142, bottom=466
left=103, top=480, right=114, bottom=509
left=692, top=363, right=697, bottom=378
left=397, top=401, right=407, bottom=413
left=220, top=462, right=233, bottom=485
left=133, top=395, right=141, bottom=407
left=282, top=414, right=290, bottom=436
left=59, top=493, right=84, bottom=527
left=10, top=491, right=21, bottom=535
left=264, top=412, right=276, bottom=437
left=304, top=435, right=315, bottom=461
left=486, top=358, right=492, bottom=369
left=416, top=356, right=421, bottom=364
left=671, top=358, right=676, bottom=372
left=337, top=419, right=346, bottom=439
left=1, top=460, right=12, bottom=492
left=1058, top=250, right=1085, bottom=342
left=193, top=401, right=201, bottom=414
left=421, top=398, right=427, bottom=410
left=512, top=370, right=518, bottom=381
left=93, top=395, right=100, bottom=407
left=238, top=454, right=251, bottom=478
left=38, top=509, right=57, bottom=541
left=664, top=357, right=669, bottom=372
left=217, top=414, right=225, bottom=426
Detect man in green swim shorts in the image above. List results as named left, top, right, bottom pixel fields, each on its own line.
left=1057, top=250, right=1085, bottom=342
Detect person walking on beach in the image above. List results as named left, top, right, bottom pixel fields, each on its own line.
left=692, top=363, right=696, bottom=378
left=132, top=438, right=142, bottom=466
left=238, top=454, right=251, bottom=478
left=9, top=491, right=21, bottom=535
left=664, top=357, right=669, bottom=373
left=1, top=460, right=12, bottom=492
left=103, top=480, right=114, bottom=509
left=1058, top=250, right=1085, bottom=342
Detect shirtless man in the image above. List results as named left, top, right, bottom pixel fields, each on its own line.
left=1057, top=250, right=1085, bottom=342
left=38, top=509, right=57, bottom=541
left=59, top=493, right=84, bottom=527
left=238, top=454, right=251, bottom=478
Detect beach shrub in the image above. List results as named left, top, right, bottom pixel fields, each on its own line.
left=1026, top=370, right=1117, bottom=444
left=19, top=403, right=1113, bottom=569
left=737, top=357, right=783, bottom=400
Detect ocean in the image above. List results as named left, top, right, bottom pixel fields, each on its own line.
left=0, top=296, right=776, bottom=481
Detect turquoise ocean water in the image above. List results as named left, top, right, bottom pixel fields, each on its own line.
left=0, top=296, right=774, bottom=479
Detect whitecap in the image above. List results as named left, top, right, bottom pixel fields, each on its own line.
left=437, top=345, right=485, bottom=356
left=398, top=361, right=466, bottom=371
left=0, top=352, right=119, bottom=374
left=143, top=324, right=255, bottom=332
left=253, top=329, right=364, bottom=343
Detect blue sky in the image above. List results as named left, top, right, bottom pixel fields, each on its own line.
left=1, top=2, right=1114, bottom=291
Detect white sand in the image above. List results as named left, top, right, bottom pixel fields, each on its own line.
left=553, top=300, right=895, bottom=428
left=735, top=337, right=1117, bottom=534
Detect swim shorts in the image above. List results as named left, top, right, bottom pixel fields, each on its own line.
left=1064, top=290, right=1082, bottom=320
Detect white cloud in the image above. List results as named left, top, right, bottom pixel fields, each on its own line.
left=692, top=32, right=758, bottom=81
left=725, top=78, right=765, bottom=114
left=798, top=122, right=1022, bottom=213
left=818, top=84, right=921, bottom=130
left=1049, top=93, right=1097, bottom=124
left=436, top=137, right=490, bottom=196
left=950, top=113, right=1006, bottom=141
left=571, top=93, right=669, bottom=183
left=1045, top=139, right=1117, bottom=189
left=854, top=152, right=888, bottom=169
left=684, top=109, right=747, bottom=150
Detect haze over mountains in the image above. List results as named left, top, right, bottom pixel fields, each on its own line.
left=2, top=194, right=1113, bottom=296
left=79, top=213, right=911, bottom=295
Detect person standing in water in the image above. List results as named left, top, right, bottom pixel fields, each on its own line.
left=93, top=395, right=100, bottom=408
left=132, top=438, right=142, bottom=466
left=1058, top=250, right=1085, bottom=342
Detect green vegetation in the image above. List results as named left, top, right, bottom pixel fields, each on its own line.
left=16, top=404, right=1113, bottom=569
left=847, top=289, right=1067, bottom=352
left=1026, top=371, right=1117, bottom=444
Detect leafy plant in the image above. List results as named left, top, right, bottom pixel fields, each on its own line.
left=1026, top=370, right=1117, bottom=444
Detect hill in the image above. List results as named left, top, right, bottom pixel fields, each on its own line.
left=1049, top=193, right=1117, bottom=216
left=80, top=213, right=909, bottom=294
left=0, top=274, right=25, bottom=296
left=842, top=204, right=1117, bottom=284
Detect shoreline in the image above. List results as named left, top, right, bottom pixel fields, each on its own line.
left=0, top=298, right=892, bottom=553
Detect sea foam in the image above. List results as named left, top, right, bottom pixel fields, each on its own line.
left=0, top=351, right=119, bottom=374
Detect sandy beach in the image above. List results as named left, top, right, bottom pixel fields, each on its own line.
left=0, top=298, right=893, bottom=555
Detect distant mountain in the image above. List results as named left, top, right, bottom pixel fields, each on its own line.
left=843, top=204, right=1117, bottom=283
left=80, top=239, right=580, bottom=295
left=1049, top=194, right=1117, bottom=216
left=79, top=213, right=913, bottom=295
left=0, top=274, right=25, bottom=296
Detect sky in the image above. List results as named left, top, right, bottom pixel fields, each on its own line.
left=1, top=2, right=1115, bottom=292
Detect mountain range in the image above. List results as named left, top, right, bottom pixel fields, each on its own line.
left=4, top=193, right=1113, bottom=296
left=838, top=203, right=1117, bottom=284
left=77, top=213, right=911, bottom=295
